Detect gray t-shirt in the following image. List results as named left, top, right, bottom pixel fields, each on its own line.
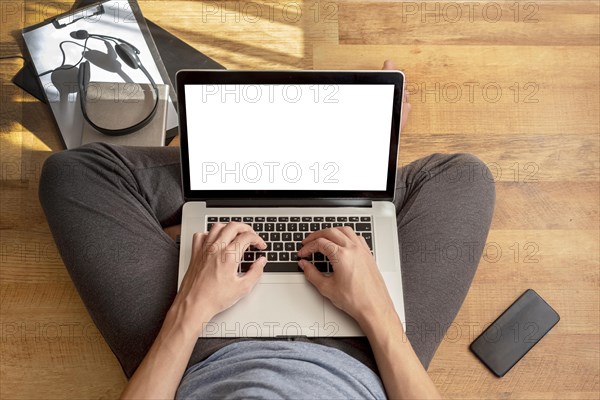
left=176, top=341, right=386, bottom=399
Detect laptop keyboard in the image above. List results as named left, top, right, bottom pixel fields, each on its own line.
left=207, top=216, right=373, bottom=273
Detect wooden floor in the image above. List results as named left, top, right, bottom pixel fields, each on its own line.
left=1, top=1, right=599, bottom=398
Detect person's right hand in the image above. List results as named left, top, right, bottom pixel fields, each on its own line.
left=297, top=227, right=396, bottom=327
left=175, top=222, right=267, bottom=335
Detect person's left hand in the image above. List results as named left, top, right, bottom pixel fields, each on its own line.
left=174, top=222, right=267, bottom=335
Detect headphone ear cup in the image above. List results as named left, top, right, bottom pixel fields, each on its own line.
left=115, top=43, right=141, bottom=69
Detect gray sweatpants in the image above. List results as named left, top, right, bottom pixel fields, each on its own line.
left=39, top=143, right=495, bottom=379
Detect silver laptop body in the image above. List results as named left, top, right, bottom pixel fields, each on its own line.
left=176, top=70, right=406, bottom=337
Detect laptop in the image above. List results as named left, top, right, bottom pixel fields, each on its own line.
left=176, top=70, right=406, bottom=337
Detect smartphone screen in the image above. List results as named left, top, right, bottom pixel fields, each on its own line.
left=470, top=289, right=560, bottom=377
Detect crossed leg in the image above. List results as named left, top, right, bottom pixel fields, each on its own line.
left=39, top=143, right=494, bottom=377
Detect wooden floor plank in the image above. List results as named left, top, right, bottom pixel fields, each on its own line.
left=338, top=1, right=600, bottom=46
left=492, top=182, right=599, bottom=229
left=399, top=133, right=599, bottom=182
left=1, top=0, right=598, bottom=398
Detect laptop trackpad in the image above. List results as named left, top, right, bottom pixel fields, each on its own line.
left=204, top=282, right=325, bottom=337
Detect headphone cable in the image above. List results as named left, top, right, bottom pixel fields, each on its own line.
left=39, top=38, right=90, bottom=77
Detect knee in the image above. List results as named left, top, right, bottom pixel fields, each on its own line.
left=436, top=153, right=496, bottom=204
left=39, top=151, right=76, bottom=213
left=456, top=153, right=495, bottom=197
left=38, top=143, right=111, bottom=210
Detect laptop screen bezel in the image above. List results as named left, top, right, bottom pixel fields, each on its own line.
left=176, top=70, right=404, bottom=202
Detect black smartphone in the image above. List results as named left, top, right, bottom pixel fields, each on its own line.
left=470, top=289, right=560, bottom=377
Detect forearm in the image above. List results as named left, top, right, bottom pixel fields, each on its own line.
left=360, top=309, right=442, bottom=400
left=121, top=299, right=211, bottom=400
left=119, top=224, right=265, bottom=398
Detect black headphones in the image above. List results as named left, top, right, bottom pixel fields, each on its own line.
left=73, top=30, right=160, bottom=136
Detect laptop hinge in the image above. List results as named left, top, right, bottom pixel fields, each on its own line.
left=203, top=199, right=374, bottom=208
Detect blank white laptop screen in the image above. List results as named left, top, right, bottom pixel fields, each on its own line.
left=184, top=84, right=395, bottom=191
